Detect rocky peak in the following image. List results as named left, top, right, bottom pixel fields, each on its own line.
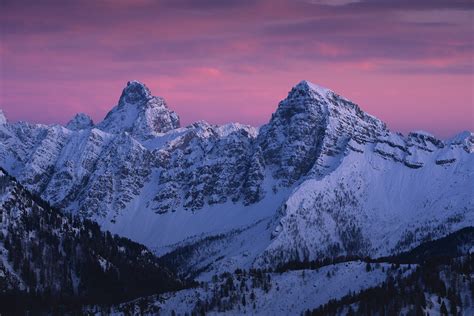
left=258, top=80, right=388, bottom=183
left=66, top=113, right=94, bottom=131
left=97, top=80, right=180, bottom=139
left=288, top=80, right=369, bottom=116
left=292, top=80, right=333, bottom=99
left=118, top=80, right=153, bottom=107
left=257, top=81, right=333, bottom=184
left=269, top=80, right=363, bottom=128
left=0, top=110, right=7, bottom=125
left=448, top=131, right=474, bottom=153
left=275, top=80, right=333, bottom=119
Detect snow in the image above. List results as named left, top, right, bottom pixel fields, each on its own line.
left=411, top=130, right=436, bottom=138
left=99, top=170, right=290, bottom=253
left=140, top=127, right=188, bottom=150
left=144, top=261, right=416, bottom=315
left=66, top=113, right=94, bottom=131
left=374, top=141, right=406, bottom=161
left=298, top=80, right=333, bottom=96
left=216, top=122, right=258, bottom=138
left=448, top=131, right=474, bottom=153
left=379, top=132, right=406, bottom=148
left=0, top=110, right=7, bottom=125
left=96, top=81, right=179, bottom=139
left=260, top=143, right=474, bottom=266
left=0, top=79, right=472, bottom=285
left=98, top=257, right=108, bottom=272
left=448, top=130, right=472, bottom=143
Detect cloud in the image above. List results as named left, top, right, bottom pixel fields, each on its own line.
left=1, top=0, right=472, bottom=137
left=159, top=0, right=257, bottom=11
left=308, top=0, right=361, bottom=6
left=353, top=0, right=474, bottom=11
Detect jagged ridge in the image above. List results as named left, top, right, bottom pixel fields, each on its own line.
left=0, top=80, right=472, bottom=274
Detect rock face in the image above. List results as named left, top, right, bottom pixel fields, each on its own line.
left=97, top=80, right=180, bottom=139
left=151, top=122, right=259, bottom=213
left=0, top=80, right=472, bottom=271
left=258, top=81, right=387, bottom=184
left=66, top=113, right=94, bottom=130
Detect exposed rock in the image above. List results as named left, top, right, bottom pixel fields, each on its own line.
left=66, top=113, right=94, bottom=130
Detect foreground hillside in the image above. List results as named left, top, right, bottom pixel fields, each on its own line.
left=0, top=169, right=185, bottom=314
left=90, top=229, right=474, bottom=315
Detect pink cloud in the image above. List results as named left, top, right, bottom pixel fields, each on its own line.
left=0, top=0, right=472, bottom=138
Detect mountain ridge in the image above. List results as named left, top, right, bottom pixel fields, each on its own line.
left=0, top=80, right=472, bottom=276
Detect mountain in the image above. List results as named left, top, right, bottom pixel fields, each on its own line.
left=66, top=113, right=94, bottom=131
left=257, top=81, right=387, bottom=183
left=97, top=80, right=180, bottom=139
left=0, top=168, right=185, bottom=314
left=306, top=230, right=474, bottom=316
left=88, top=229, right=474, bottom=315
left=102, top=261, right=418, bottom=315
left=0, top=80, right=472, bottom=277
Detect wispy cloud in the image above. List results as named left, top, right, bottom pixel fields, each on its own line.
left=0, top=0, right=472, bottom=137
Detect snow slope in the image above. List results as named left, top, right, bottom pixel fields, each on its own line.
left=97, top=261, right=415, bottom=315
left=257, top=139, right=474, bottom=267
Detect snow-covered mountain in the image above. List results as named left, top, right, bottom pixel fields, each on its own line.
left=97, top=80, right=180, bottom=139
left=104, top=261, right=418, bottom=315
left=0, top=168, right=185, bottom=314
left=0, top=80, right=472, bottom=276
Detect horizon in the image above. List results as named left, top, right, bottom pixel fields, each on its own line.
left=1, top=0, right=473, bottom=138
left=0, top=78, right=472, bottom=140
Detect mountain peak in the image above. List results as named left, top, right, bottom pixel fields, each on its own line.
left=118, top=80, right=153, bottom=106
left=97, top=80, right=180, bottom=138
left=294, top=80, right=333, bottom=97
left=0, top=109, right=7, bottom=125
left=258, top=79, right=387, bottom=182
left=66, top=113, right=94, bottom=130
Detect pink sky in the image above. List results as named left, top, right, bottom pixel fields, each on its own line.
left=0, top=0, right=473, bottom=138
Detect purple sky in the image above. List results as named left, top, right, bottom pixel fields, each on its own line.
left=0, top=0, right=473, bottom=138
